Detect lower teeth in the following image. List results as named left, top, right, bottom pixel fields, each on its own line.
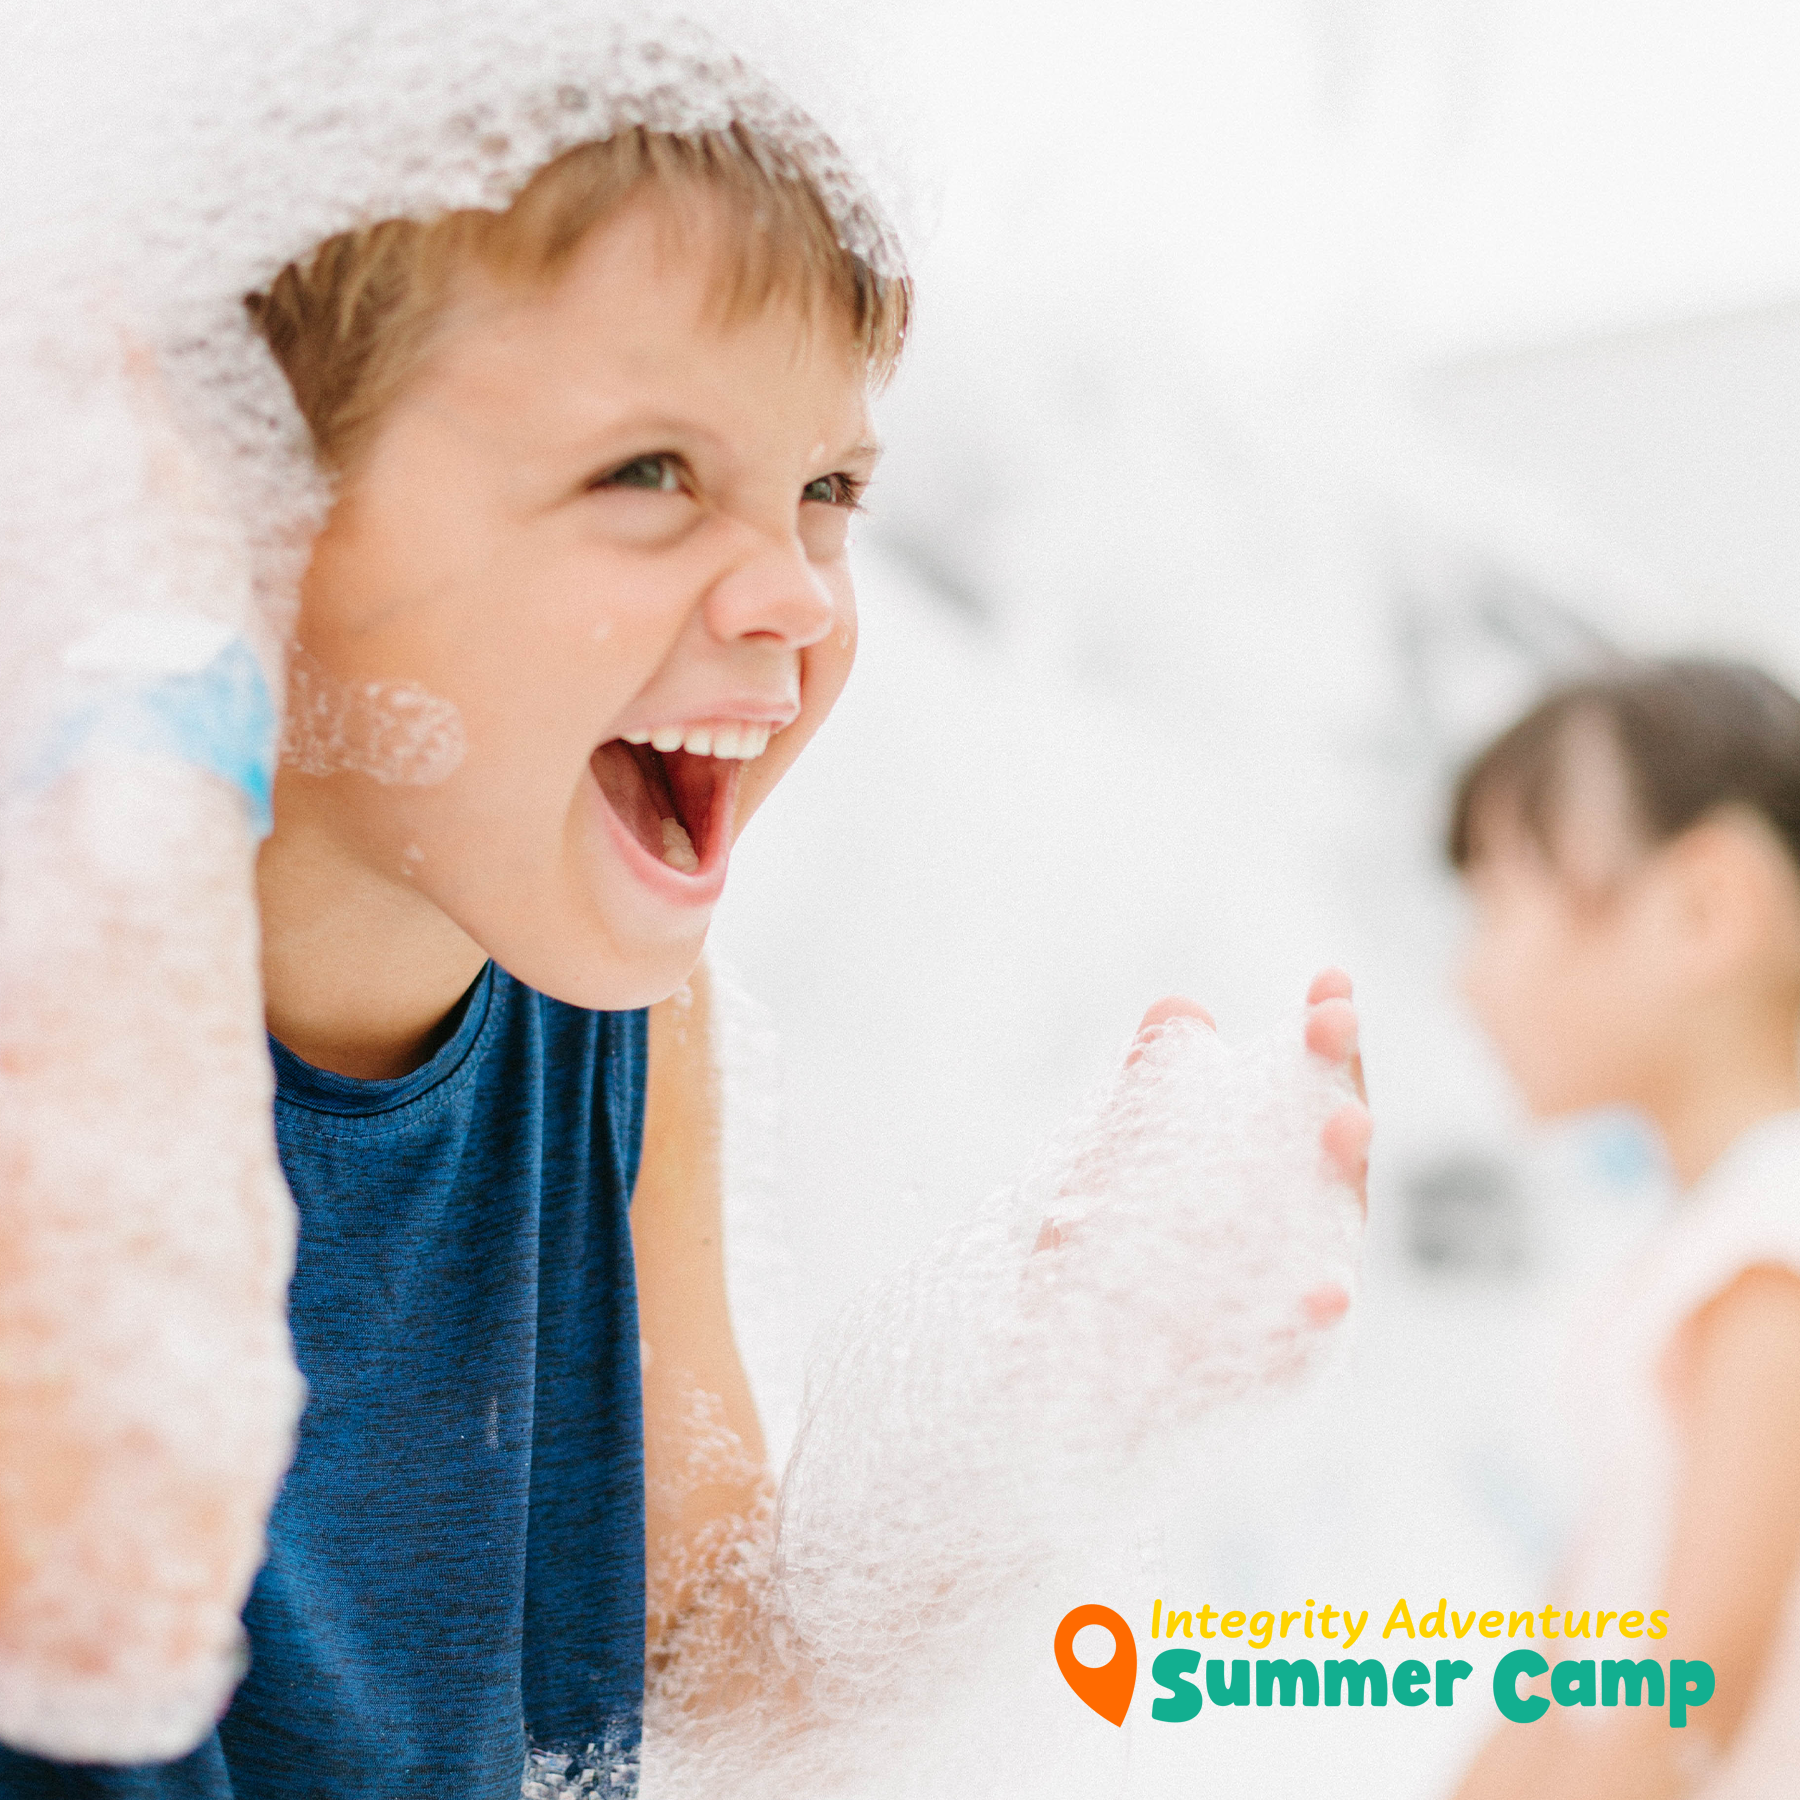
left=660, top=817, right=699, bottom=872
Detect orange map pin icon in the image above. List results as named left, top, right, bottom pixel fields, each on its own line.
left=1055, top=1604, right=1137, bottom=1726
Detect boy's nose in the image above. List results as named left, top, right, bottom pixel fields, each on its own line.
left=703, top=537, right=838, bottom=650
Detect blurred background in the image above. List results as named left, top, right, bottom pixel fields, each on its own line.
left=706, top=2, right=1800, bottom=1791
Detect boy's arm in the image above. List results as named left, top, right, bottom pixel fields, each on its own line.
left=631, top=971, right=1367, bottom=1767
left=0, top=335, right=303, bottom=1762
left=1453, top=1265, right=1800, bottom=1800
left=0, top=763, right=302, bottom=1760
left=631, top=958, right=773, bottom=1675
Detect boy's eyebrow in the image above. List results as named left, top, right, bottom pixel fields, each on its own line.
left=549, top=413, right=882, bottom=470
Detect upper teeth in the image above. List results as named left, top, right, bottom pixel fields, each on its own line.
left=623, top=721, right=774, bottom=760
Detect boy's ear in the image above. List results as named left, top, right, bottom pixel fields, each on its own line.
left=1664, top=812, right=1800, bottom=983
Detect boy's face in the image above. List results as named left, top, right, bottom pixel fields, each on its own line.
left=279, top=192, right=876, bottom=1010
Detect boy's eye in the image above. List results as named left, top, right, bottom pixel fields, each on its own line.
left=802, top=473, right=862, bottom=508
left=599, top=454, right=685, bottom=494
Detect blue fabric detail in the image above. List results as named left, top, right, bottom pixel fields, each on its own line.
left=26, top=639, right=276, bottom=837
left=0, top=966, right=650, bottom=1798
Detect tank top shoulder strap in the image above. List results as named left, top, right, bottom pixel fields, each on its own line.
left=1638, top=1111, right=1800, bottom=1353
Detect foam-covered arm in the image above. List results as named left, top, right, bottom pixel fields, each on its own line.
left=0, top=325, right=304, bottom=1760
left=772, top=1013, right=1361, bottom=1714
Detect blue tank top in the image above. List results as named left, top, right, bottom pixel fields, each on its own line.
left=0, top=965, right=649, bottom=1798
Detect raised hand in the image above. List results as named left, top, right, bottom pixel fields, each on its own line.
left=1304, top=967, right=1371, bottom=1202
left=716, top=975, right=1374, bottom=1788
left=1125, top=970, right=1369, bottom=1198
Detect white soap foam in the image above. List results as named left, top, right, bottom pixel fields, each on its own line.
left=63, top=613, right=239, bottom=680
left=633, top=1011, right=1360, bottom=1797
left=280, top=647, right=467, bottom=788
left=0, top=269, right=306, bottom=1758
left=0, top=759, right=304, bottom=1761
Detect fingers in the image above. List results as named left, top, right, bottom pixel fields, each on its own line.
left=1305, top=971, right=1367, bottom=1108
left=1306, top=967, right=1353, bottom=1006
left=1125, top=994, right=1215, bottom=1069
left=1301, top=1282, right=1351, bottom=1328
left=1321, top=1102, right=1372, bottom=1209
left=1256, top=1283, right=1354, bottom=1384
left=1304, top=995, right=1357, bottom=1062
left=1311, top=979, right=1372, bottom=1213
left=1136, top=994, right=1215, bottom=1035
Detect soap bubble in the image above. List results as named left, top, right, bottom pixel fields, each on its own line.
left=0, top=297, right=304, bottom=1760
left=638, top=1011, right=1360, bottom=1796
left=280, top=648, right=467, bottom=787
left=0, top=752, right=304, bottom=1760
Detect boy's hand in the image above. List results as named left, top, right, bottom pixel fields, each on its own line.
left=1033, top=969, right=1371, bottom=1357
left=1300, top=967, right=1371, bottom=1198
left=1122, top=970, right=1369, bottom=1330
left=773, top=972, right=1371, bottom=1746
left=1127, top=969, right=1369, bottom=1198
left=1300, top=967, right=1370, bottom=1321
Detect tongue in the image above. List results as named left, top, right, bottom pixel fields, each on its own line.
left=591, top=739, right=680, bottom=859
left=660, top=819, right=699, bottom=872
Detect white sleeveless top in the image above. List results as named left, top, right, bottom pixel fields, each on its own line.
left=1563, top=1111, right=1800, bottom=1796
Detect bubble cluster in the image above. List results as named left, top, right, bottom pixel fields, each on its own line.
left=0, top=295, right=304, bottom=1759
left=0, top=756, right=304, bottom=1760
left=280, top=648, right=466, bottom=787
left=637, top=1013, right=1361, bottom=1796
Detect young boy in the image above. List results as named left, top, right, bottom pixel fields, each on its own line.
left=0, top=124, right=1370, bottom=1794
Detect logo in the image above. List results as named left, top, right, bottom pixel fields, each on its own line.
left=1055, top=1596, right=1718, bottom=1731
left=1054, top=1604, right=1138, bottom=1726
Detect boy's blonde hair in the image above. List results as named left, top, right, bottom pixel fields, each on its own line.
left=246, top=125, right=910, bottom=471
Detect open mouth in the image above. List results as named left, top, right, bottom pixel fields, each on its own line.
left=589, top=737, right=743, bottom=880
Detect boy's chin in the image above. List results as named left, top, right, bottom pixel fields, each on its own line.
left=504, top=923, right=708, bottom=1015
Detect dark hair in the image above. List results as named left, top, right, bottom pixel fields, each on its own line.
left=1447, top=658, right=1800, bottom=876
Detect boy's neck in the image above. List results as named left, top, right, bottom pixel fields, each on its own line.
left=257, top=804, right=489, bottom=1081
left=1651, top=1002, right=1800, bottom=1190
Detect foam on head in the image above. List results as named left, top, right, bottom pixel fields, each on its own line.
left=247, top=127, right=910, bottom=481
left=1, top=0, right=917, bottom=783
